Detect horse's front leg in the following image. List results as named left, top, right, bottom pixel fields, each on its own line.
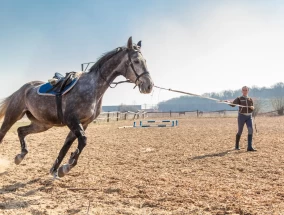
left=50, top=131, right=77, bottom=177
left=57, top=122, right=88, bottom=178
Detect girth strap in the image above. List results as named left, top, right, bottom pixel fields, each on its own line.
left=53, top=72, right=76, bottom=124
left=56, top=94, right=63, bottom=124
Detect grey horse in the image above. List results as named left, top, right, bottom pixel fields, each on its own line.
left=0, top=37, right=154, bottom=177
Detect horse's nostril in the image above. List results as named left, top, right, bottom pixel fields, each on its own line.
left=148, top=85, right=152, bottom=90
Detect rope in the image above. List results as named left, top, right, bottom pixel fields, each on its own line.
left=154, top=86, right=248, bottom=107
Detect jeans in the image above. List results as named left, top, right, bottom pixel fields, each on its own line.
left=237, top=113, right=253, bottom=136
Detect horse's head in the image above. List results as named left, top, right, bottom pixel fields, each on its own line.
left=121, top=37, right=154, bottom=94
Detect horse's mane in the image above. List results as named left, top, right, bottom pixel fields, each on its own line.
left=88, top=44, right=140, bottom=74
left=88, top=47, right=127, bottom=74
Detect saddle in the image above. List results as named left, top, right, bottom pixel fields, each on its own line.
left=48, top=72, right=64, bottom=85
left=38, top=71, right=82, bottom=96
left=37, top=71, right=83, bottom=124
left=47, top=72, right=77, bottom=94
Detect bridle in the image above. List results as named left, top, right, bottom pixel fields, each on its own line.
left=99, top=47, right=150, bottom=89
left=125, top=49, right=150, bottom=87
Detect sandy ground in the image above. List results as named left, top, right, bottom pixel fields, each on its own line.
left=0, top=116, right=284, bottom=215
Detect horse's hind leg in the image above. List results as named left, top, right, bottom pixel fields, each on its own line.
left=15, top=122, right=52, bottom=165
left=0, top=111, right=26, bottom=144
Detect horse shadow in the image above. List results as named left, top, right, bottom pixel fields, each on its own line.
left=0, top=177, right=54, bottom=210
left=0, top=171, right=8, bottom=176
left=0, top=177, right=83, bottom=214
left=190, top=149, right=246, bottom=160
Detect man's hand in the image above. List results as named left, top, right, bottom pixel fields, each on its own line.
left=249, top=106, right=254, bottom=110
left=223, top=100, right=236, bottom=107
left=223, top=100, right=231, bottom=103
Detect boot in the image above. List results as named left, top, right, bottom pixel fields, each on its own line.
left=247, top=134, right=257, bottom=151
left=235, top=134, right=241, bottom=150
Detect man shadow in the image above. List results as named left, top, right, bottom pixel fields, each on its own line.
left=190, top=149, right=247, bottom=160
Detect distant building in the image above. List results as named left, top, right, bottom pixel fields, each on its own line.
left=102, top=105, right=142, bottom=112
left=141, top=108, right=159, bottom=112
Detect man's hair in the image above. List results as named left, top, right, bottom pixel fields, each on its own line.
left=242, top=86, right=249, bottom=91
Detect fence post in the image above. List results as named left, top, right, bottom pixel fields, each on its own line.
left=124, top=113, right=127, bottom=120
left=107, top=111, right=110, bottom=122
left=170, top=110, right=171, bottom=118
left=117, top=112, right=119, bottom=121
left=81, top=64, right=84, bottom=72
left=197, top=110, right=199, bottom=117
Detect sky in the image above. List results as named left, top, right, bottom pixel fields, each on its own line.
left=1, top=0, right=284, bottom=107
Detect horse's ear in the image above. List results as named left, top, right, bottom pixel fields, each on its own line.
left=127, top=36, right=133, bottom=49
left=137, top=40, right=142, bottom=48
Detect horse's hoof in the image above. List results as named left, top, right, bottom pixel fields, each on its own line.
left=50, top=167, right=57, bottom=176
left=52, top=171, right=60, bottom=180
left=14, top=154, right=24, bottom=165
left=58, top=164, right=71, bottom=178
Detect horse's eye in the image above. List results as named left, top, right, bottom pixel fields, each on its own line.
left=134, top=60, right=140, bottom=64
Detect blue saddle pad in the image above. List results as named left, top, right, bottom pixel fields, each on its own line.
left=37, top=75, right=80, bottom=96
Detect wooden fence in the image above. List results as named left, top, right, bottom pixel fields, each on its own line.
left=94, top=110, right=239, bottom=123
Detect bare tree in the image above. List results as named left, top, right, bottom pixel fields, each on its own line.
left=270, top=97, right=284, bottom=115
left=252, top=98, right=264, bottom=117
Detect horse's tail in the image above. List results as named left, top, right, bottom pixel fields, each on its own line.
left=0, top=81, right=42, bottom=121
left=0, top=95, right=13, bottom=121
left=0, top=97, right=10, bottom=120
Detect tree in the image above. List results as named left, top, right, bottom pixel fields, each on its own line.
left=270, top=97, right=284, bottom=115
left=252, top=98, right=264, bottom=117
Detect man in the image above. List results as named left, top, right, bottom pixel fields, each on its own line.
left=226, top=86, right=257, bottom=151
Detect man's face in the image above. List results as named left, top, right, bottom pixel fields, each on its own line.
left=242, top=87, right=249, bottom=96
